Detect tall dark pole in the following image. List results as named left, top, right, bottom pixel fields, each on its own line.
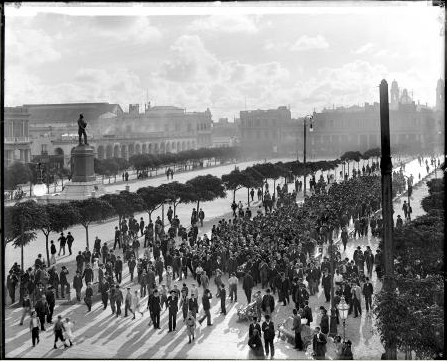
left=379, top=79, right=397, bottom=359
left=328, top=227, right=338, bottom=337
left=303, top=117, right=307, bottom=199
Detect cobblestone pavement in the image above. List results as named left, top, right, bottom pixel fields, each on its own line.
left=4, top=158, right=439, bottom=359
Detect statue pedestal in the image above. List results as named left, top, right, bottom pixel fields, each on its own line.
left=37, top=144, right=106, bottom=204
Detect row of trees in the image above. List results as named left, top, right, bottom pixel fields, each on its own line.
left=5, top=175, right=227, bottom=269
left=4, top=162, right=70, bottom=190
left=5, top=147, right=384, bottom=269
left=374, top=177, right=444, bottom=359
left=95, top=146, right=243, bottom=178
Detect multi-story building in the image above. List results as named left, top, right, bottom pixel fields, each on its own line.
left=120, top=103, right=212, bottom=151
left=308, top=81, right=441, bottom=157
left=211, top=118, right=240, bottom=148
left=239, top=106, right=295, bottom=155
left=4, top=106, right=32, bottom=167
left=20, top=102, right=213, bottom=167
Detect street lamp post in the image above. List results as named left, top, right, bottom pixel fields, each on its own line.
left=303, top=115, right=313, bottom=199
left=337, top=296, right=349, bottom=342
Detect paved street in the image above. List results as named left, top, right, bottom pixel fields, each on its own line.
left=4, top=157, right=439, bottom=359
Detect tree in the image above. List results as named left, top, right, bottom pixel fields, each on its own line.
left=186, top=174, right=226, bottom=210
left=136, top=186, right=169, bottom=221
left=252, top=162, right=288, bottom=197
left=222, top=169, right=251, bottom=202
left=70, top=198, right=115, bottom=249
left=157, top=182, right=192, bottom=217
left=4, top=162, right=33, bottom=190
left=4, top=201, right=42, bottom=269
left=35, top=203, right=79, bottom=265
left=241, top=167, right=264, bottom=205
left=101, top=191, right=145, bottom=229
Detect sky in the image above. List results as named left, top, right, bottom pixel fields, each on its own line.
left=5, top=2, right=445, bottom=121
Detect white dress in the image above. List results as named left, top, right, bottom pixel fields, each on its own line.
left=132, top=295, right=141, bottom=313
left=92, top=259, right=99, bottom=283
left=64, top=321, right=74, bottom=340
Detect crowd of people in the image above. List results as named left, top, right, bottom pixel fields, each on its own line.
left=7, top=155, right=437, bottom=357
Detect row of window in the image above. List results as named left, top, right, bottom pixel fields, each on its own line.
left=5, top=120, right=29, bottom=138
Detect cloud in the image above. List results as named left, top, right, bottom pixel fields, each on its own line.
left=188, top=15, right=259, bottom=34
left=352, top=43, right=375, bottom=54
left=89, top=17, right=162, bottom=44
left=291, top=35, right=329, bottom=51
left=159, top=35, right=223, bottom=83
left=5, top=66, right=144, bottom=107
left=5, top=22, right=61, bottom=67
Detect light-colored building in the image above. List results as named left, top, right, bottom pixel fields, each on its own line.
left=212, top=118, right=239, bottom=148
left=4, top=106, right=32, bottom=167
left=22, top=102, right=213, bottom=167
left=239, top=106, right=292, bottom=155
left=308, top=81, right=441, bottom=157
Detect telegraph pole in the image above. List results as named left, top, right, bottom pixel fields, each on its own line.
left=379, top=79, right=397, bottom=359
left=303, top=117, right=307, bottom=198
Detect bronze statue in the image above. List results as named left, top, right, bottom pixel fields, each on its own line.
left=77, top=113, right=88, bottom=145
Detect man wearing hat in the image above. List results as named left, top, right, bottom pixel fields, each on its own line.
left=115, top=285, right=123, bottom=317
left=167, top=290, right=179, bottom=332
left=228, top=273, right=238, bottom=302
left=261, top=314, right=275, bottom=358
left=73, top=271, right=83, bottom=302
left=124, top=287, right=132, bottom=317
left=66, top=232, right=74, bottom=255
left=46, top=286, right=56, bottom=324
left=58, top=232, right=66, bottom=256
left=53, top=315, right=68, bottom=349
left=148, top=289, right=161, bottom=329
left=85, top=282, right=93, bottom=312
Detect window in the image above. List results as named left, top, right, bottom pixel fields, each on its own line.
left=5, top=121, right=13, bottom=137
left=13, top=120, right=23, bottom=137
left=41, top=144, right=48, bottom=153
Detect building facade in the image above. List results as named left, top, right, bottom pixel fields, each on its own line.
left=22, top=102, right=213, bottom=167
left=4, top=106, right=32, bottom=167
left=211, top=118, right=240, bottom=148
left=308, top=83, right=441, bottom=157
left=239, top=106, right=295, bottom=155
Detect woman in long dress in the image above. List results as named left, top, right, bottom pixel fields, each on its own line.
left=92, top=258, right=99, bottom=284
left=131, top=290, right=144, bottom=320
left=63, top=317, right=75, bottom=347
left=185, top=311, right=196, bottom=344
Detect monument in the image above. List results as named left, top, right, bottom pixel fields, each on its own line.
left=37, top=114, right=105, bottom=204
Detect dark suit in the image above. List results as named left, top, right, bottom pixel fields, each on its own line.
left=148, top=295, right=161, bottom=328
left=249, top=322, right=262, bottom=338
left=313, top=333, right=327, bottom=359
left=243, top=274, right=254, bottom=303
left=261, top=321, right=275, bottom=357
left=362, top=282, right=374, bottom=311
left=167, top=295, right=178, bottom=331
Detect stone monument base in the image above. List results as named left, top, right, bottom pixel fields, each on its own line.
left=36, top=180, right=106, bottom=204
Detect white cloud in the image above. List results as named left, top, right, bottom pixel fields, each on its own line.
left=352, top=43, right=375, bottom=54
left=291, top=35, right=329, bottom=51
left=188, top=15, right=259, bottom=34
left=5, top=24, right=61, bottom=67
left=91, top=17, right=161, bottom=45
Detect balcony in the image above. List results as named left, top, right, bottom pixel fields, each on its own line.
left=5, top=137, right=31, bottom=144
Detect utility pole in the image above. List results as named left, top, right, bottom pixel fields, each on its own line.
left=379, top=79, right=397, bottom=359
left=303, top=116, right=307, bottom=198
